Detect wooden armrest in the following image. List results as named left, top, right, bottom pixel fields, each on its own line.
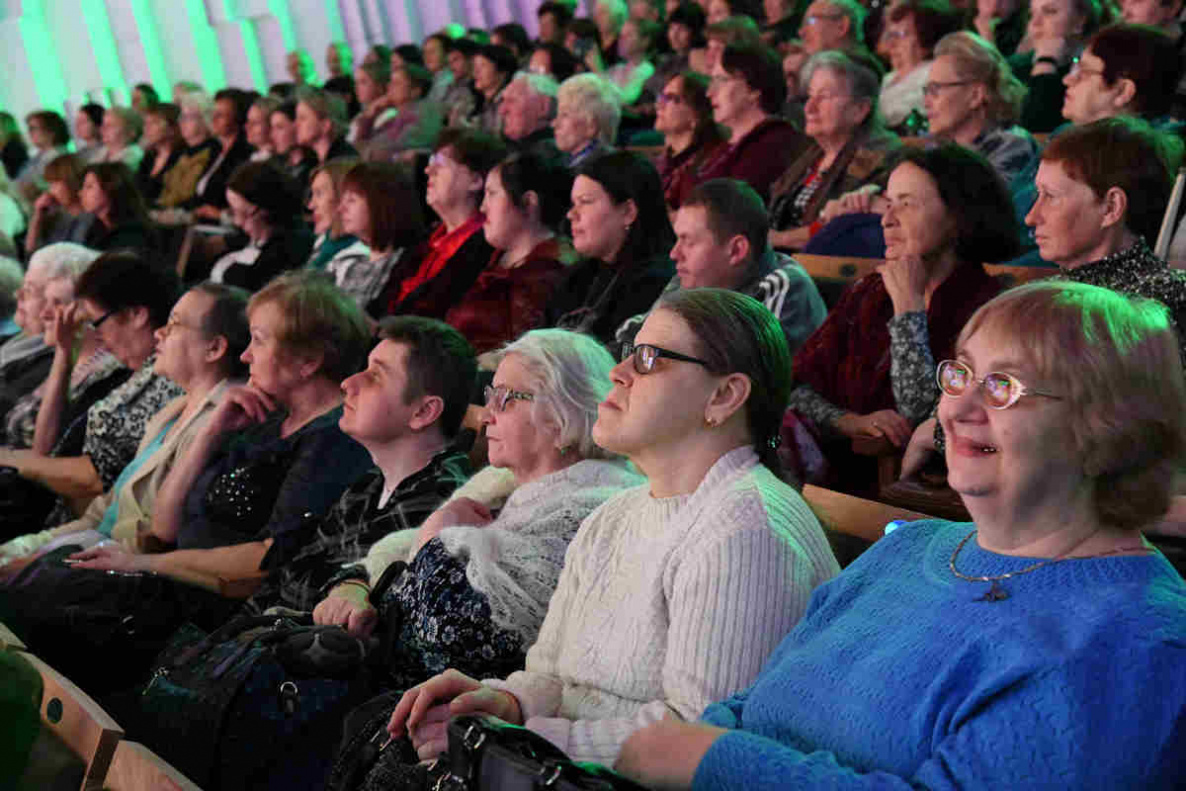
left=1, top=619, right=27, bottom=651
left=851, top=435, right=896, bottom=456
left=217, top=571, right=270, bottom=599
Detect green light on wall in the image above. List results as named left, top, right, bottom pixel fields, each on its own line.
left=16, top=0, right=69, bottom=111
left=81, top=0, right=128, bottom=102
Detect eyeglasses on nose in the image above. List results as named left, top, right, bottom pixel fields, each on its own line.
left=936, top=359, right=1061, bottom=410
left=484, top=384, right=535, bottom=412
left=620, top=341, right=710, bottom=374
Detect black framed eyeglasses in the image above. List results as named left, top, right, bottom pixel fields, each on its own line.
left=621, top=342, right=710, bottom=375
left=936, top=359, right=1061, bottom=410
left=87, top=309, right=117, bottom=332
left=484, top=385, right=534, bottom=412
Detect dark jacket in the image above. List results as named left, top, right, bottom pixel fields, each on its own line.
left=183, top=134, right=254, bottom=211
left=546, top=252, right=675, bottom=348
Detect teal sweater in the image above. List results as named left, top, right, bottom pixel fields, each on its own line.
left=695, top=519, right=1186, bottom=790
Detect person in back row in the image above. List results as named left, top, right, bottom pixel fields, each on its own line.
left=616, top=178, right=827, bottom=356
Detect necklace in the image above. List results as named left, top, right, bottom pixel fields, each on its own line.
left=949, top=529, right=1152, bottom=603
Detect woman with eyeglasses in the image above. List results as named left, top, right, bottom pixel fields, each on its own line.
left=878, top=0, right=961, bottom=131
left=617, top=280, right=1186, bottom=791
left=0, top=250, right=183, bottom=540
left=382, top=289, right=837, bottom=787
left=767, top=51, right=899, bottom=251
left=207, top=160, right=314, bottom=291
left=378, top=129, right=506, bottom=319
left=655, top=72, right=726, bottom=210
left=790, top=144, right=1018, bottom=494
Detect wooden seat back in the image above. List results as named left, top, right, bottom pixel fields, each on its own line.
left=102, top=741, right=203, bottom=791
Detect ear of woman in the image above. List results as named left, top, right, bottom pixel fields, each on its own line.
left=704, top=373, right=752, bottom=428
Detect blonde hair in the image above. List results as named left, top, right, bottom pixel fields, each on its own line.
left=557, top=73, right=622, bottom=145
left=958, top=281, right=1185, bottom=530
left=934, top=31, right=1027, bottom=126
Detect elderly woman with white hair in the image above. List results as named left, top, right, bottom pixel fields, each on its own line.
left=94, top=106, right=144, bottom=171
left=2, top=244, right=118, bottom=452
left=553, top=73, right=622, bottom=168
left=155, top=89, right=221, bottom=209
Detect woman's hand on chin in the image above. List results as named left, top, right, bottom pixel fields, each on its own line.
left=207, top=384, right=278, bottom=435
left=388, top=669, right=523, bottom=759
left=615, top=717, right=725, bottom=790
left=835, top=409, right=913, bottom=447
left=879, top=253, right=928, bottom=315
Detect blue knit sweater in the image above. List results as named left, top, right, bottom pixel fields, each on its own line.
left=694, top=519, right=1186, bottom=790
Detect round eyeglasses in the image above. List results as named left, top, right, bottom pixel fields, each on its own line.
left=936, top=359, right=1061, bottom=410
left=621, top=341, right=710, bottom=375
left=484, top=385, right=534, bottom=412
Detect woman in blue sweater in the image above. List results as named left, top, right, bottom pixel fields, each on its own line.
left=616, top=280, right=1186, bottom=790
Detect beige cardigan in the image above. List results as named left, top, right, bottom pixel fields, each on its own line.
left=49, top=380, right=231, bottom=548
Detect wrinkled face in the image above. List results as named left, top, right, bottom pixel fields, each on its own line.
left=553, top=97, right=596, bottom=153
left=483, top=353, right=557, bottom=474
left=500, top=81, right=546, bottom=141
left=242, top=300, right=306, bottom=398
left=448, top=50, right=470, bottom=81
left=709, top=62, right=760, bottom=128
left=803, top=68, right=867, bottom=142
left=154, top=288, right=216, bottom=387
left=924, top=54, right=983, bottom=138
left=939, top=327, right=1078, bottom=512
left=75, top=110, right=98, bottom=143
left=1061, top=48, right=1125, bottom=124
left=424, top=37, right=446, bottom=72
left=179, top=105, right=209, bottom=147
left=671, top=205, right=741, bottom=289
left=481, top=167, right=530, bottom=250
left=15, top=271, right=50, bottom=334
left=1028, top=0, right=1084, bottom=41
left=668, top=22, right=693, bottom=53
left=880, top=162, right=957, bottom=262
left=308, top=171, right=340, bottom=237
left=567, top=174, right=633, bottom=262
left=80, top=173, right=110, bottom=216
left=340, top=340, right=419, bottom=445
left=100, top=112, right=128, bottom=149
left=655, top=76, right=697, bottom=136
left=593, top=308, right=720, bottom=461
left=425, top=147, right=482, bottom=213
left=295, top=101, right=322, bottom=147
left=245, top=104, right=270, bottom=149
left=800, top=0, right=849, bottom=53
left=1121, top=0, right=1181, bottom=25
left=39, top=277, right=75, bottom=348
left=270, top=111, right=296, bottom=154
left=1025, top=159, right=1113, bottom=268
left=338, top=187, right=371, bottom=243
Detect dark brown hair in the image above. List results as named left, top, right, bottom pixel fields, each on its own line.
left=340, top=161, right=426, bottom=252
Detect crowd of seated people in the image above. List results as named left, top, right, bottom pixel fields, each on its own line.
left=3, top=1, right=1186, bottom=788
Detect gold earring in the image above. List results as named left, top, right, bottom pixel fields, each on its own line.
left=705, top=416, right=717, bottom=427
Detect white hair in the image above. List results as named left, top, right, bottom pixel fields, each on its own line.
left=179, top=89, right=215, bottom=126
left=488, top=329, right=620, bottom=459
left=558, top=73, right=622, bottom=145
left=27, top=243, right=101, bottom=283
left=511, top=71, right=560, bottom=120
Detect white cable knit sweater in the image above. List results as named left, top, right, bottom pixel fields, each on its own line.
left=485, top=446, right=840, bottom=766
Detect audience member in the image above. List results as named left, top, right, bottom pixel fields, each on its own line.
left=0, top=112, right=29, bottom=180
left=382, top=129, right=506, bottom=318
left=790, top=145, right=1018, bottom=493
left=472, top=44, right=519, bottom=134
left=594, top=0, right=630, bottom=67
left=422, top=33, right=455, bottom=104
left=656, top=72, right=726, bottom=209
left=670, top=44, right=806, bottom=207
left=347, top=60, right=393, bottom=149
left=155, top=90, right=221, bottom=209
left=73, top=104, right=106, bottom=164
left=499, top=72, right=559, bottom=153
left=974, top=0, right=1028, bottom=56
left=446, top=150, right=575, bottom=352
left=492, top=22, right=533, bottom=60
left=0, top=257, right=21, bottom=342
left=362, top=65, right=444, bottom=161
left=209, top=161, right=314, bottom=291
left=799, top=0, right=881, bottom=69
left=245, top=96, right=278, bottom=162
left=337, top=162, right=425, bottom=312
left=1060, top=23, right=1180, bottom=125
left=325, top=41, right=353, bottom=79
left=618, top=178, right=827, bottom=354
left=387, top=288, right=838, bottom=780
left=768, top=51, right=899, bottom=250
left=0, top=250, right=182, bottom=537
left=442, top=37, right=482, bottom=127
left=296, top=86, right=358, bottom=164
left=79, top=162, right=156, bottom=252
left=269, top=100, right=318, bottom=186
left=305, top=159, right=370, bottom=274
left=554, top=74, right=622, bottom=167
left=184, top=88, right=255, bottom=220
left=0, top=283, right=246, bottom=567
left=651, top=2, right=708, bottom=91
left=539, top=1, right=576, bottom=45
left=762, top=0, right=803, bottom=44
left=528, top=42, right=581, bottom=83
left=1010, top=0, right=1107, bottom=132
left=0, top=170, right=22, bottom=252
left=880, top=0, right=962, bottom=131
left=26, top=154, right=91, bottom=251
left=607, top=18, right=661, bottom=106
left=94, top=106, right=144, bottom=171
left=619, top=280, right=1186, bottom=791
left=548, top=150, right=675, bottom=346
left=287, top=49, right=317, bottom=86
left=135, top=102, right=184, bottom=204
left=703, top=15, right=763, bottom=71
left=15, top=110, right=70, bottom=201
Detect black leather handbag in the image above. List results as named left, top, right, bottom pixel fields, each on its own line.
left=428, top=714, right=649, bottom=791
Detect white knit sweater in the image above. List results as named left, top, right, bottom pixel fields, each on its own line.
left=485, top=446, right=840, bottom=766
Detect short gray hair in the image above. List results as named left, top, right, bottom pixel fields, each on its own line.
left=934, top=31, right=1026, bottom=126
left=512, top=71, right=560, bottom=120
left=801, top=50, right=883, bottom=134
left=179, top=89, right=215, bottom=126
left=489, top=329, right=620, bottom=460
left=558, top=73, right=622, bottom=145
left=27, top=243, right=101, bottom=283
left=818, top=0, right=867, bottom=43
